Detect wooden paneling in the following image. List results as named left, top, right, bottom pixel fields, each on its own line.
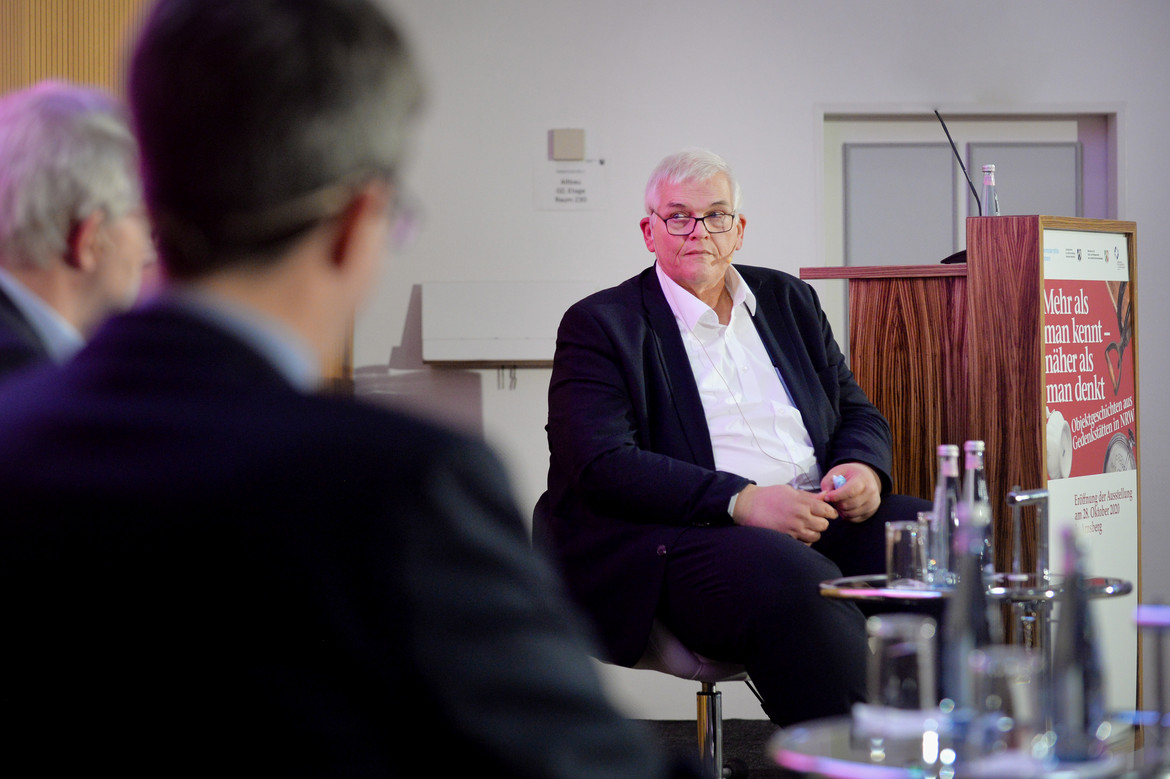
left=965, top=216, right=1046, bottom=573
left=0, top=0, right=150, bottom=94
left=851, top=272, right=968, bottom=501
left=802, top=265, right=968, bottom=502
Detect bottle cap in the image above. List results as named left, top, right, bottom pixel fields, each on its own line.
left=963, top=440, right=985, bottom=452
left=937, top=444, right=959, bottom=456
left=982, top=164, right=995, bottom=173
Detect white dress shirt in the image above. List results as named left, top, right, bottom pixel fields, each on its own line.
left=655, top=262, right=820, bottom=491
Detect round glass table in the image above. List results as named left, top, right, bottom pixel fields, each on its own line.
left=819, top=573, right=1133, bottom=603
left=802, top=574, right=1140, bottom=777
left=819, top=573, right=1133, bottom=673
left=768, top=714, right=1132, bottom=778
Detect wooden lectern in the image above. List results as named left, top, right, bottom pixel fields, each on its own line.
left=801, top=215, right=1139, bottom=577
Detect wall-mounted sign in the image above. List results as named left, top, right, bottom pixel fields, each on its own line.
left=534, top=158, right=607, bottom=211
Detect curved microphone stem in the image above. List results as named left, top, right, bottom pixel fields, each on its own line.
left=934, top=109, right=982, bottom=217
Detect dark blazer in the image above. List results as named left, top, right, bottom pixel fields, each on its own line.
left=534, top=264, right=892, bottom=666
left=0, top=284, right=49, bottom=380
left=0, top=302, right=692, bottom=778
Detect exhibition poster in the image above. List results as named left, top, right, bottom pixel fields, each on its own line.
left=1042, top=227, right=1138, bottom=714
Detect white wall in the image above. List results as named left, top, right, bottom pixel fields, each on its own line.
left=359, top=0, right=1170, bottom=720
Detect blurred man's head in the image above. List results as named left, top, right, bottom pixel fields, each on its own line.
left=0, top=81, right=152, bottom=333
left=129, top=0, right=422, bottom=283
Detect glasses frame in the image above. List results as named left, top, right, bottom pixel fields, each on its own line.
left=387, top=190, right=422, bottom=251
left=654, top=210, right=737, bottom=236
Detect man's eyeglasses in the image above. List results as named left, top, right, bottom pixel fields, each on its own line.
left=655, top=211, right=736, bottom=236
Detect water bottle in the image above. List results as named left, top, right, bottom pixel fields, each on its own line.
left=1050, top=527, right=1107, bottom=762
left=955, top=440, right=995, bottom=579
left=939, top=499, right=994, bottom=715
left=981, top=164, right=1000, bottom=216
left=929, top=444, right=961, bottom=586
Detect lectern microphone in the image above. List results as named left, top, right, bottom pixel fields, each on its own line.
left=934, top=109, right=982, bottom=217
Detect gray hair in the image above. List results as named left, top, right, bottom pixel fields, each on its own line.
left=644, top=148, right=742, bottom=215
left=0, top=81, right=140, bottom=270
left=129, top=0, right=424, bottom=279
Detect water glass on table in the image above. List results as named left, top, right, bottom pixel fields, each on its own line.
left=886, top=514, right=929, bottom=588
left=866, top=613, right=938, bottom=710
left=960, top=646, right=1052, bottom=775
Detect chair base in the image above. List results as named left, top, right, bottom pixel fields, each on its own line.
left=697, top=682, right=723, bottom=776
left=696, top=682, right=756, bottom=778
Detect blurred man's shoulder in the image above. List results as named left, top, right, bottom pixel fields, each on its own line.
left=308, top=390, right=493, bottom=466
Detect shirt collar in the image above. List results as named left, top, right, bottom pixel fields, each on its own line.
left=162, top=287, right=321, bottom=392
left=0, top=266, right=84, bottom=363
left=654, top=262, right=756, bottom=330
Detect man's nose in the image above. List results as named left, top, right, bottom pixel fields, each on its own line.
left=688, top=218, right=711, bottom=238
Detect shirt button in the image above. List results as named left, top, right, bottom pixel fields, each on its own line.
left=656, top=545, right=667, bottom=556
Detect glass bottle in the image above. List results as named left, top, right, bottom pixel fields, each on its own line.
left=955, top=440, right=995, bottom=578
left=1050, top=526, right=1107, bottom=762
left=939, top=496, right=993, bottom=715
left=929, top=444, right=961, bottom=586
left=981, top=164, right=1000, bottom=216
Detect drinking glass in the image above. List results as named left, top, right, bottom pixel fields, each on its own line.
left=967, top=646, right=1044, bottom=755
left=866, top=614, right=937, bottom=710
left=886, top=518, right=928, bottom=588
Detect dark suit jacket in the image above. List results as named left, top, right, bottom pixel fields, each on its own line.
left=534, top=264, right=892, bottom=666
left=0, top=302, right=692, bottom=778
left=0, top=284, right=49, bottom=380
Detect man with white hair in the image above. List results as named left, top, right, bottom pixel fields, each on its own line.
left=0, top=81, right=153, bottom=379
left=536, top=148, right=931, bottom=727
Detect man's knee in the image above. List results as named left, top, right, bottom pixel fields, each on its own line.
left=873, top=493, right=933, bottom=524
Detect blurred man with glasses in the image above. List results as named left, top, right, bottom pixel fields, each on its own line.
left=535, top=148, right=930, bottom=727
left=0, top=2, right=703, bottom=777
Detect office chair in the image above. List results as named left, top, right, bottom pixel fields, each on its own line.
left=634, top=621, right=762, bottom=778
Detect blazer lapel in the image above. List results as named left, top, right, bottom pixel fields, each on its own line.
left=745, top=272, right=828, bottom=463
left=750, top=306, right=810, bottom=405
left=639, top=267, right=716, bottom=469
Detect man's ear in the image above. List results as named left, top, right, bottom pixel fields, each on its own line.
left=65, top=211, right=106, bottom=271
left=733, top=213, right=746, bottom=252
left=328, top=181, right=392, bottom=272
left=640, top=216, right=655, bottom=253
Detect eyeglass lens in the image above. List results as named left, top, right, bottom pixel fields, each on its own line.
left=662, top=213, right=734, bottom=235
